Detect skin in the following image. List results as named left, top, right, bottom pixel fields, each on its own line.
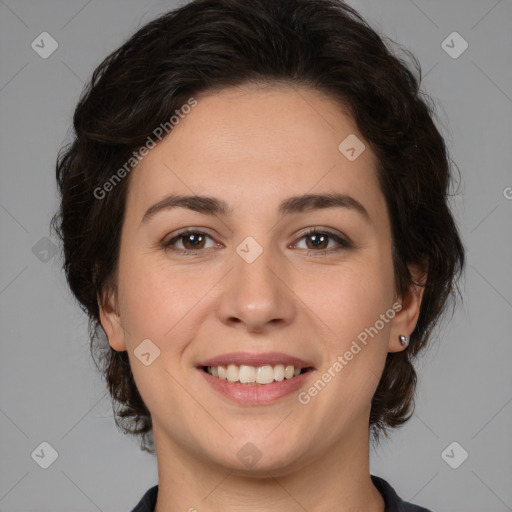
left=100, top=83, right=425, bottom=512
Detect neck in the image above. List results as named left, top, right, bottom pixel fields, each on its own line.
left=153, top=422, right=385, bottom=512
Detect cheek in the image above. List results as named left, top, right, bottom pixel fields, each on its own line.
left=300, top=255, right=394, bottom=339
left=302, top=246, right=394, bottom=394
left=117, top=252, right=215, bottom=346
left=116, top=258, right=207, bottom=412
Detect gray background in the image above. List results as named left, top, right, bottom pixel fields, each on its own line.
left=1, top=0, right=511, bottom=511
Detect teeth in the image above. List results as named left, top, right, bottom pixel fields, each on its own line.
left=226, top=364, right=239, bottom=382
left=257, top=365, right=274, bottom=384
left=274, top=364, right=285, bottom=381
left=239, top=365, right=256, bottom=383
left=205, top=364, right=305, bottom=384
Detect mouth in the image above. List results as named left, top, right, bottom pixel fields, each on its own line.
left=195, top=351, right=316, bottom=404
left=200, top=363, right=314, bottom=385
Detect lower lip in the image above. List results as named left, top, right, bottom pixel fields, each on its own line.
left=198, top=368, right=313, bottom=405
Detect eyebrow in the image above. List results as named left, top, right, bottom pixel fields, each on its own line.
left=140, top=192, right=371, bottom=225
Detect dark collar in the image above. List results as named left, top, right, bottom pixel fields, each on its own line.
left=130, top=475, right=433, bottom=512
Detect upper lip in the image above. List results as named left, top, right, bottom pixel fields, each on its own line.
left=197, top=351, right=316, bottom=369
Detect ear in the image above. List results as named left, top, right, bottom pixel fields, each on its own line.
left=98, top=286, right=127, bottom=352
left=388, top=262, right=428, bottom=353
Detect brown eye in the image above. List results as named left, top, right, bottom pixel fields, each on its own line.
left=179, top=232, right=207, bottom=250
left=305, top=232, right=329, bottom=250
left=294, top=229, right=352, bottom=254
left=162, top=230, right=217, bottom=254
left=161, top=228, right=351, bottom=256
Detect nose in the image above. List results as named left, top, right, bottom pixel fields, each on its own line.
left=215, top=243, right=297, bottom=333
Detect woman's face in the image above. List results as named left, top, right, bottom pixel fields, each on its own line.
left=100, top=83, right=422, bottom=475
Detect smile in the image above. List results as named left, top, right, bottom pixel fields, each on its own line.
left=196, top=351, right=316, bottom=404
left=202, top=364, right=310, bottom=385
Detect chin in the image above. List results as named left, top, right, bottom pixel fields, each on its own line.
left=208, top=434, right=311, bottom=477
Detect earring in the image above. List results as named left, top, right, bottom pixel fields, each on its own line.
left=399, top=335, right=409, bottom=348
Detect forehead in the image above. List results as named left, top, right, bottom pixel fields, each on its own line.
left=125, top=84, right=386, bottom=226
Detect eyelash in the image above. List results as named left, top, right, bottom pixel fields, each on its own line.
left=161, top=227, right=352, bottom=257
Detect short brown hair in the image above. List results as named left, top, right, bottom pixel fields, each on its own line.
left=52, top=0, right=465, bottom=453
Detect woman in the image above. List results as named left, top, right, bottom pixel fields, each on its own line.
left=52, top=0, right=465, bottom=510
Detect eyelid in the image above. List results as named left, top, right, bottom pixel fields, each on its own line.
left=162, top=227, right=220, bottom=251
left=161, top=226, right=352, bottom=254
left=291, top=227, right=352, bottom=250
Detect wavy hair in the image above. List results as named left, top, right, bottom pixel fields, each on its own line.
left=52, top=0, right=465, bottom=453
